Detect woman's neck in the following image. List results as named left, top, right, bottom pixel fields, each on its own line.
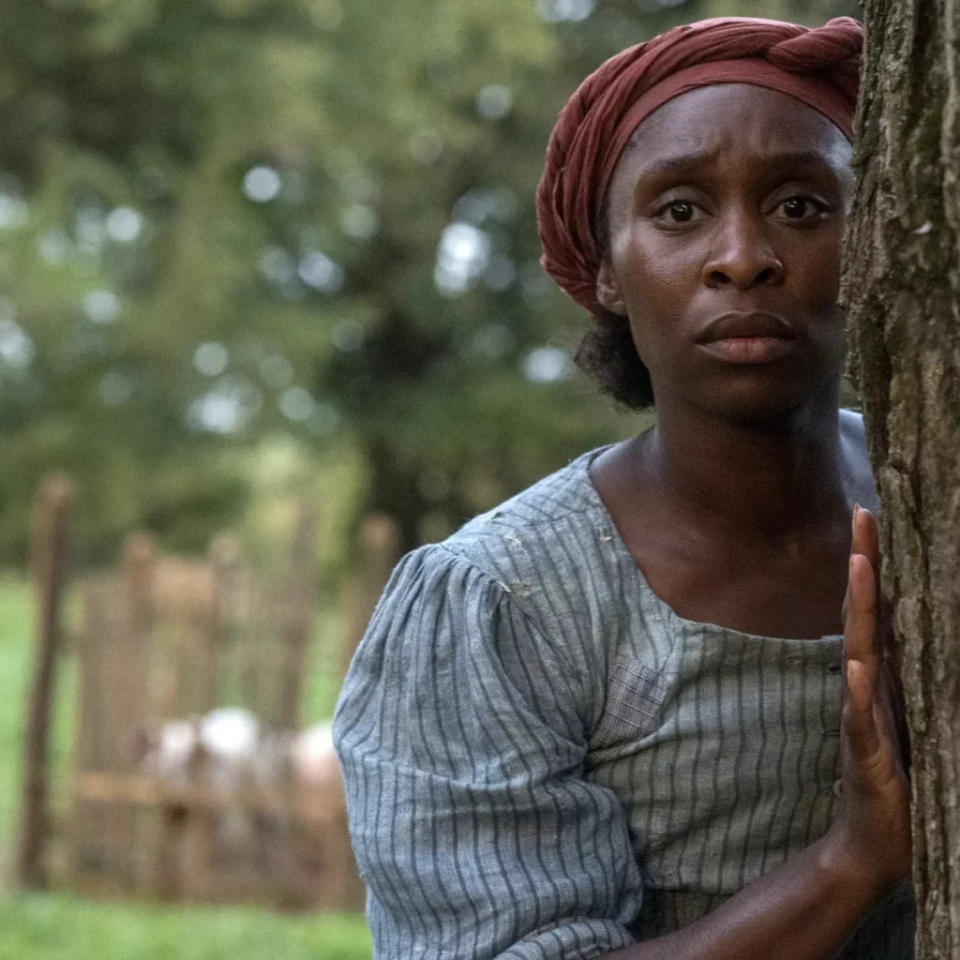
left=637, top=397, right=849, bottom=543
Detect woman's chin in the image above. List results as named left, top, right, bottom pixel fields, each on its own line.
left=685, top=378, right=834, bottom=430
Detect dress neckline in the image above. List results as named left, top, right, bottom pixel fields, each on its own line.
left=574, top=446, right=844, bottom=646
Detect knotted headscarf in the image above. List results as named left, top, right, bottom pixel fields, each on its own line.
left=536, top=17, right=862, bottom=315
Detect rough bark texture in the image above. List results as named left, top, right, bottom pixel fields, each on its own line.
left=844, top=2, right=960, bottom=956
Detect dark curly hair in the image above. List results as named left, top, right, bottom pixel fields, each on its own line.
left=574, top=184, right=654, bottom=409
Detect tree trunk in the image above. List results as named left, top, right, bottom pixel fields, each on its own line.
left=844, top=2, right=960, bottom=956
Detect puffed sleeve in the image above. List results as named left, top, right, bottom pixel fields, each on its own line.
left=333, top=544, right=644, bottom=959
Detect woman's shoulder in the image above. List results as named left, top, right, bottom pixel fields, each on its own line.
left=375, top=446, right=628, bottom=646
left=454, top=447, right=608, bottom=536
left=360, top=447, right=672, bottom=698
left=839, top=407, right=866, bottom=441
left=839, top=408, right=880, bottom=512
left=437, top=447, right=613, bottom=579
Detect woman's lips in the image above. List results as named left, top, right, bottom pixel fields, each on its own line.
left=695, top=312, right=797, bottom=364
left=696, top=335, right=797, bottom=364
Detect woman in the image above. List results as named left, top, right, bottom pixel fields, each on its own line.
left=334, top=16, right=913, bottom=959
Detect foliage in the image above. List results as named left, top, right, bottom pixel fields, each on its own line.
left=0, top=0, right=860, bottom=564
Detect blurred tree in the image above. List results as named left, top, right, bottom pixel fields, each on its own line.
left=0, top=0, right=340, bottom=559
left=0, top=0, right=859, bottom=563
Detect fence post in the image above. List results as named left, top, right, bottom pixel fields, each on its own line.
left=276, top=501, right=319, bottom=731
left=340, top=513, right=400, bottom=677
left=118, top=533, right=156, bottom=889
left=16, top=473, right=73, bottom=888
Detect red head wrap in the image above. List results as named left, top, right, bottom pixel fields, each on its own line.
left=536, top=17, right=862, bottom=315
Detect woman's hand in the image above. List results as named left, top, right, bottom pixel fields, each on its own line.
left=605, top=504, right=913, bottom=960
left=825, top=505, right=911, bottom=896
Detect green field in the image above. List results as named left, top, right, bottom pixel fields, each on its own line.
left=0, top=894, right=372, bottom=960
left=0, top=576, right=373, bottom=959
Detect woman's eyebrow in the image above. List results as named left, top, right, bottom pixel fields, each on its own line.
left=759, top=150, right=844, bottom=176
left=631, top=150, right=719, bottom=182
left=633, top=149, right=840, bottom=183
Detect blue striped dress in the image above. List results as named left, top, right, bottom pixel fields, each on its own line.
left=333, top=448, right=914, bottom=959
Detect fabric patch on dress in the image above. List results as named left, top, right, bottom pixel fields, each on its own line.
left=593, top=657, right=667, bottom=746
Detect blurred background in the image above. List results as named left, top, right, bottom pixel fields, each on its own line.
left=0, top=0, right=858, bottom=956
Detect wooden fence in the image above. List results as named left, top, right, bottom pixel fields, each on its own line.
left=18, top=483, right=401, bottom=911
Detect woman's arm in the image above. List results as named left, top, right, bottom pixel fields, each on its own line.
left=606, top=507, right=912, bottom=960
left=604, top=833, right=897, bottom=959
left=334, top=546, right=644, bottom=959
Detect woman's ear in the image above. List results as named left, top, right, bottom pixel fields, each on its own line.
left=596, top=260, right=627, bottom=316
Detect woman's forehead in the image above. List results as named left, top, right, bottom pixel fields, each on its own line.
left=623, top=83, right=852, bottom=178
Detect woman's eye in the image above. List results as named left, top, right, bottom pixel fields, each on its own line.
left=778, top=197, right=825, bottom=220
left=658, top=200, right=701, bottom=223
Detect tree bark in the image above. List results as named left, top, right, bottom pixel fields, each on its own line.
left=844, top=2, right=960, bottom=956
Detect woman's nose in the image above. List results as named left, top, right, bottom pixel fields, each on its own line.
left=701, top=211, right=784, bottom=289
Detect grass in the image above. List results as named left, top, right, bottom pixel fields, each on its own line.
left=0, top=893, right=372, bottom=960
left=0, top=573, right=39, bottom=862
left=0, top=575, right=373, bottom=959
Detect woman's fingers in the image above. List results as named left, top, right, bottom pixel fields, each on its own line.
left=845, top=659, right=880, bottom=763
left=844, top=552, right=878, bottom=671
left=843, top=546, right=884, bottom=769
left=833, top=506, right=912, bottom=889
left=852, top=508, right=912, bottom=773
left=852, top=505, right=881, bottom=576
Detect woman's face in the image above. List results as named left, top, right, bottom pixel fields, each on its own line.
left=597, top=83, right=854, bottom=424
